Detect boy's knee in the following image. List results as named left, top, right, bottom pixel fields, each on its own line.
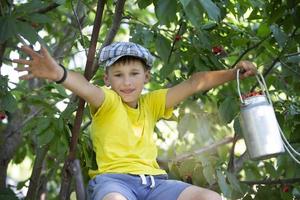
left=102, top=192, right=127, bottom=200
left=178, top=186, right=222, bottom=200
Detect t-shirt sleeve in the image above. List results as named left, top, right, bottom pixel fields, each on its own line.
left=89, top=87, right=120, bottom=118
left=145, top=89, right=173, bottom=121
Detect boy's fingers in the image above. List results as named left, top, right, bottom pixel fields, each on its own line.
left=19, top=46, right=41, bottom=58
left=40, top=46, right=50, bottom=57
left=12, top=59, right=31, bottom=65
left=15, top=66, right=29, bottom=72
left=19, top=73, right=35, bottom=80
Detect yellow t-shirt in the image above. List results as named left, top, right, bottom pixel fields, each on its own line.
left=88, top=87, right=173, bottom=178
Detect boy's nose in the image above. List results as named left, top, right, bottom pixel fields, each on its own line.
left=123, top=76, right=132, bottom=86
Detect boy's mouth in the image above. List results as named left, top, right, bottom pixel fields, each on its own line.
left=120, top=89, right=135, bottom=94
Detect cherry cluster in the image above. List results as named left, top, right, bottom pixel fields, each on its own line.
left=242, top=91, right=263, bottom=99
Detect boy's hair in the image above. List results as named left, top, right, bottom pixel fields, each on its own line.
left=99, top=42, right=154, bottom=69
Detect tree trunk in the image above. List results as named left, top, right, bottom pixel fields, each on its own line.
left=0, top=112, right=22, bottom=189
left=25, top=145, right=49, bottom=200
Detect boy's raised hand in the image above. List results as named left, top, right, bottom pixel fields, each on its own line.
left=235, top=60, right=257, bottom=79
left=13, top=46, right=63, bottom=82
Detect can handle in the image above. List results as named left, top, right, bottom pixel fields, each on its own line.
left=236, top=69, right=273, bottom=106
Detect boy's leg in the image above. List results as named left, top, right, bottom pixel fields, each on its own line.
left=177, top=185, right=222, bottom=200
left=146, top=176, right=221, bottom=200
left=87, top=174, right=137, bottom=200
left=102, top=192, right=127, bottom=200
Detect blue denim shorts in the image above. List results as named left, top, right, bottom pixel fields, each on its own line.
left=87, top=173, right=191, bottom=200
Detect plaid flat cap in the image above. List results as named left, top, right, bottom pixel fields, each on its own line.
left=99, top=42, right=154, bottom=68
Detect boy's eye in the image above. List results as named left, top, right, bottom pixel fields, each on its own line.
left=114, top=74, right=122, bottom=77
left=131, top=72, right=140, bottom=75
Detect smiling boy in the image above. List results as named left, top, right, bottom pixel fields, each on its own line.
left=14, top=42, right=256, bottom=200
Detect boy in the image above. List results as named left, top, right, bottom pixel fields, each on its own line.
left=14, top=42, right=256, bottom=200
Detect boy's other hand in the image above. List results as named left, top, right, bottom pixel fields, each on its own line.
left=235, top=60, right=257, bottom=79
left=13, top=45, right=63, bottom=82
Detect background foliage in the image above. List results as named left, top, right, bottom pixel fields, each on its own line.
left=1, top=0, right=300, bottom=199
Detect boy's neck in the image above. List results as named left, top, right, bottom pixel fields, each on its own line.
left=125, top=101, right=139, bottom=109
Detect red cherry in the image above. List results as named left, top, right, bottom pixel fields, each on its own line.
left=212, top=46, right=223, bottom=54
left=175, top=35, right=181, bottom=41
left=282, top=185, right=289, bottom=193
left=31, top=23, right=39, bottom=28
left=0, top=112, right=6, bottom=120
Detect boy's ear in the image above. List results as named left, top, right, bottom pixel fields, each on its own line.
left=103, top=73, right=110, bottom=87
left=144, top=70, right=151, bottom=84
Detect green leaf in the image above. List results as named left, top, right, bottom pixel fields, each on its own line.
left=15, top=1, right=46, bottom=13
left=13, top=145, right=27, bottom=164
left=36, top=117, right=51, bottom=134
left=1, top=93, right=18, bottom=113
left=244, top=162, right=262, bottom=179
left=178, top=159, right=197, bottom=178
left=155, top=0, right=177, bottom=25
left=52, top=84, right=69, bottom=98
left=0, top=188, right=18, bottom=200
left=292, top=187, right=300, bottom=198
left=257, top=23, right=271, bottom=37
left=219, top=97, right=238, bottom=124
left=195, top=31, right=211, bottom=50
left=287, top=55, right=300, bottom=63
left=54, top=0, right=66, bottom=4
left=201, top=158, right=215, bottom=185
left=0, top=16, right=17, bottom=42
left=216, top=169, right=232, bottom=197
left=198, top=0, right=220, bottom=21
left=61, top=101, right=78, bottom=120
left=155, top=34, right=171, bottom=62
left=180, top=0, right=203, bottom=29
left=26, top=13, right=52, bottom=24
left=137, top=0, right=153, bottom=9
left=16, top=21, right=39, bottom=44
left=16, top=180, right=27, bottom=190
left=178, top=113, right=192, bottom=138
left=225, top=171, right=243, bottom=194
left=38, top=128, right=55, bottom=146
left=22, top=118, right=38, bottom=134
left=168, top=162, right=181, bottom=179
left=270, top=24, right=287, bottom=48
left=264, top=162, right=278, bottom=177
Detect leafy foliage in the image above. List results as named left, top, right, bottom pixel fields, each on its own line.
left=1, top=0, right=300, bottom=199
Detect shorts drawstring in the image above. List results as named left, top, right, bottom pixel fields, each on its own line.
left=140, top=174, right=147, bottom=185
left=139, top=174, right=155, bottom=188
left=149, top=175, right=155, bottom=188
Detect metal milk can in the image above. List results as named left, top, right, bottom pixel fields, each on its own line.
left=237, top=70, right=285, bottom=160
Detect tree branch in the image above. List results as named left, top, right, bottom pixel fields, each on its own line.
left=230, top=35, right=270, bottom=68
left=93, top=0, right=126, bottom=73
left=167, top=19, right=184, bottom=64
left=25, top=145, right=50, bottom=200
left=59, top=1, right=106, bottom=199
left=241, top=178, right=300, bottom=185
left=33, top=3, right=60, bottom=14
left=279, top=60, right=300, bottom=76
left=227, top=133, right=239, bottom=172
left=250, top=28, right=298, bottom=91
left=173, top=137, right=234, bottom=162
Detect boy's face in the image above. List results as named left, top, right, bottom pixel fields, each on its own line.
left=104, top=59, right=150, bottom=108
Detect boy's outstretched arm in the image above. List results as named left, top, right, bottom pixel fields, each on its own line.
left=13, top=45, right=104, bottom=108
left=166, top=61, right=257, bottom=109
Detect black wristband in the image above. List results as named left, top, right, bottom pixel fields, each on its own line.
left=55, top=64, right=67, bottom=84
